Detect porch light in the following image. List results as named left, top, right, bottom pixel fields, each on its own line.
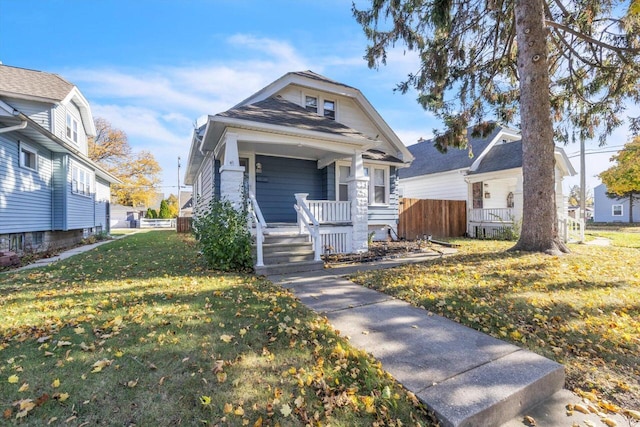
left=255, top=162, right=263, bottom=174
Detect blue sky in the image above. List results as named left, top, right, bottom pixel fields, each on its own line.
left=0, top=0, right=634, bottom=197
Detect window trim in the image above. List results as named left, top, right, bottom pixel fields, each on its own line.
left=335, top=162, right=390, bottom=206
left=66, top=112, right=79, bottom=144
left=19, top=142, right=38, bottom=172
left=303, top=93, right=337, bottom=120
left=71, top=163, right=94, bottom=197
left=323, top=99, right=336, bottom=120
left=612, top=204, right=623, bottom=217
left=305, top=95, right=318, bottom=114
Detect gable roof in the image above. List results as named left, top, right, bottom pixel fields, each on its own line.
left=289, top=70, right=356, bottom=90
left=468, top=141, right=523, bottom=174
left=400, top=125, right=507, bottom=179
left=0, top=64, right=74, bottom=102
left=218, top=96, right=373, bottom=142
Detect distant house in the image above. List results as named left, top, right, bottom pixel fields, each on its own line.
left=399, top=125, right=578, bottom=239
left=185, top=70, right=413, bottom=273
left=593, top=183, right=640, bottom=223
left=0, top=64, right=120, bottom=253
left=179, top=191, right=193, bottom=217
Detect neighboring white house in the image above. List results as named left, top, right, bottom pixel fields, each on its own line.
left=0, top=64, right=120, bottom=254
left=593, top=183, right=640, bottom=223
left=185, top=71, right=413, bottom=273
left=399, top=124, right=579, bottom=240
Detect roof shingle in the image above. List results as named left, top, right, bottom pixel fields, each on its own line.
left=0, top=64, right=74, bottom=102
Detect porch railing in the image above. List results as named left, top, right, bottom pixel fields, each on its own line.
left=249, top=192, right=267, bottom=267
left=559, top=214, right=585, bottom=243
left=306, top=200, right=351, bottom=224
left=294, top=194, right=322, bottom=261
left=468, top=208, right=515, bottom=223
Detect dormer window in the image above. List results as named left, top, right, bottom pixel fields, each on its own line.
left=323, top=100, right=335, bottom=120
left=66, top=113, right=79, bottom=144
left=305, top=96, right=318, bottom=113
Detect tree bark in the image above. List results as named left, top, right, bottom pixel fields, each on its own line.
left=511, top=0, right=569, bottom=254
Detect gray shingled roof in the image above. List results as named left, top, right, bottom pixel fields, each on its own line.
left=363, top=149, right=404, bottom=164
left=468, top=140, right=523, bottom=174
left=290, top=70, right=356, bottom=90
left=0, top=64, right=74, bottom=101
left=399, top=125, right=505, bottom=179
left=217, top=96, right=374, bottom=141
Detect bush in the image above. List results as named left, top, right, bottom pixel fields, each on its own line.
left=193, top=198, right=253, bottom=272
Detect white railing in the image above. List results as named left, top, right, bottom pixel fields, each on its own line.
left=468, top=208, right=515, bottom=223
left=249, top=192, right=267, bottom=267
left=139, top=218, right=176, bottom=228
left=320, top=226, right=352, bottom=254
left=559, top=214, right=585, bottom=243
left=306, top=200, right=351, bottom=224
left=294, top=194, right=322, bottom=261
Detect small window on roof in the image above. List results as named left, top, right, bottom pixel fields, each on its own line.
left=323, top=100, right=335, bottom=120
left=305, top=96, right=318, bottom=113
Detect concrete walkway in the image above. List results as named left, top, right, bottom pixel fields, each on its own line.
left=268, top=252, right=628, bottom=427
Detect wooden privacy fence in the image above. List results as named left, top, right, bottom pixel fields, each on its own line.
left=398, top=198, right=467, bottom=240
left=177, top=217, right=193, bottom=233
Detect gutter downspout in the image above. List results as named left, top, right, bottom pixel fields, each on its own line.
left=0, top=120, right=27, bottom=134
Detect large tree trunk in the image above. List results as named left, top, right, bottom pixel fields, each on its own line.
left=512, top=0, right=569, bottom=254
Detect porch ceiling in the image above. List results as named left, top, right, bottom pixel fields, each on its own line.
left=239, top=140, right=343, bottom=162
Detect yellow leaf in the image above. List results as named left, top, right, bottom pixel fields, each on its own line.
left=253, top=416, right=263, bottom=427
left=602, top=418, right=617, bottom=427
left=239, top=328, right=247, bottom=337
left=223, top=403, right=233, bottom=414
left=115, top=351, right=124, bottom=358
left=294, top=396, right=304, bottom=408
left=523, top=415, right=536, bottom=426
left=574, top=404, right=589, bottom=414
left=217, top=372, right=227, bottom=383
left=74, top=327, right=85, bottom=334
left=127, top=379, right=138, bottom=388
left=18, top=383, right=29, bottom=392
left=57, top=341, right=72, bottom=347
left=58, top=393, right=69, bottom=402
left=234, top=406, right=245, bottom=416
left=220, top=334, right=234, bottom=343
left=8, top=375, right=19, bottom=384
left=624, top=409, right=640, bottom=420
left=280, top=403, right=292, bottom=417
left=19, top=400, right=35, bottom=412
left=52, top=378, right=61, bottom=388
left=200, top=395, right=211, bottom=406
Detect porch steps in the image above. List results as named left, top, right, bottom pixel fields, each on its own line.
left=254, top=230, right=324, bottom=276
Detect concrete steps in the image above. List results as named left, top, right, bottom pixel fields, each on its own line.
left=253, top=227, right=324, bottom=275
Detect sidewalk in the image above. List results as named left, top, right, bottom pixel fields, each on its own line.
left=268, top=254, right=629, bottom=427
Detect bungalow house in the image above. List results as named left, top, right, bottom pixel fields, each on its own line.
left=0, top=64, right=120, bottom=255
left=185, top=71, right=413, bottom=274
left=593, top=183, right=639, bottom=223
left=398, top=124, right=582, bottom=241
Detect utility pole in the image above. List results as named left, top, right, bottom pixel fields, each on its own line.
left=177, top=156, right=181, bottom=218
left=580, top=137, right=586, bottom=224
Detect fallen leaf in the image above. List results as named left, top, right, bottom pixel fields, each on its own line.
left=524, top=415, right=536, bottom=426
left=127, top=379, right=138, bottom=388
left=280, top=403, right=292, bottom=417
left=8, top=375, right=19, bottom=384
left=234, top=406, right=244, bottom=416
left=624, top=409, right=640, bottom=420
left=200, top=395, right=211, bottom=406
left=223, top=403, right=233, bottom=414
left=602, top=418, right=617, bottom=427
left=574, top=404, right=589, bottom=414
left=52, top=378, right=61, bottom=388
left=18, top=383, right=29, bottom=392
left=3, top=408, right=11, bottom=419
left=220, top=334, right=234, bottom=343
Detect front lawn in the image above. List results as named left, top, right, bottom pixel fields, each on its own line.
left=586, top=224, right=640, bottom=248
left=350, top=239, right=640, bottom=414
left=0, top=231, right=436, bottom=426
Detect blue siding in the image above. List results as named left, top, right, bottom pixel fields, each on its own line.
left=67, top=159, right=96, bottom=230
left=0, top=134, right=53, bottom=233
left=593, top=183, right=640, bottom=223
left=368, top=166, right=399, bottom=225
left=325, top=164, right=335, bottom=200
left=52, top=153, right=67, bottom=230
left=4, top=98, right=51, bottom=131
left=255, top=155, right=325, bottom=223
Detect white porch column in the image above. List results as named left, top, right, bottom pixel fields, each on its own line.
left=348, top=151, right=369, bottom=253
left=219, top=133, right=245, bottom=210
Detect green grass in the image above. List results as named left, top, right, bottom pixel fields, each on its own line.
left=585, top=224, right=640, bottom=248
left=0, top=231, right=436, bottom=426
left=350, top=238, right=640, bottom=414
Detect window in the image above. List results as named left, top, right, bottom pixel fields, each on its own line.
left=323, top=100, right=335, bottom=120
left=31, top=232, right=44, bottom=246
left=507, top=192, right=514, bottom=208
left=612, top=204, right=623, bottom=216
left=305, top=96, right=318, bottom=113
left=19, top=143, right=38, bottom=171
left=472, top=182, right=483, bottom=209
left=338, top=165, right=350, bottom=201
left=66, top=113, right=79, bottom=144
left=364, top=166, right=388, bottom=204
left=72, top=165, right=93, bottom=196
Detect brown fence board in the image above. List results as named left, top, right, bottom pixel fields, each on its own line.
left=398, top=198, right=466, bottom=240
left=177, top=217, right=193, bottom=233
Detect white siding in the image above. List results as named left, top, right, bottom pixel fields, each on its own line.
left=194, top=155, right=214, bottom=214
left=276, top=86, right=398, bottom=156
left=399, top=170, right=468, bottom=201
left=94, top=177, right=111, bottom=229
left=481, top=179, right=517, bottom=209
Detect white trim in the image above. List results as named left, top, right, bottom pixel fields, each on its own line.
left=336, top=161, right=389, bottom=206
left=612, top=204, right=623, bottom=217
left=19, top=141, right=38, bottom=172
left=66, top=111, right=79, bottom=144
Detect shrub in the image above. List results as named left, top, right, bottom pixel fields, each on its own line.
left=193, top=198, right=253, bottom=272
